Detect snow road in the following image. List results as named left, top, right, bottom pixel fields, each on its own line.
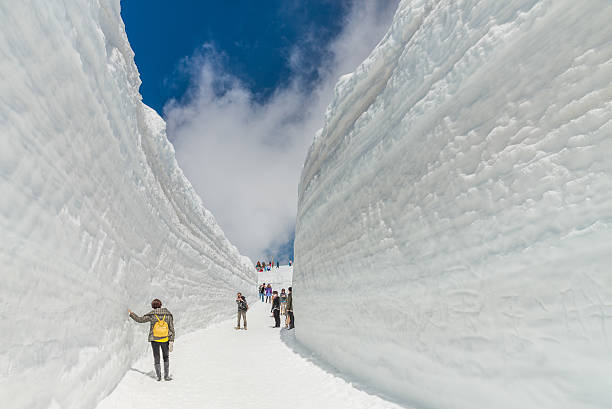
left=96, top=266, right=403, bottom=409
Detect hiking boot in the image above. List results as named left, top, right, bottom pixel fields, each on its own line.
left=243, top=327, right=247, bottom=330
left=234, top=326, right=241, bottom=330
left=154, top=363, right=162, bottom=381
left=164, top=361, right=172, bottom=381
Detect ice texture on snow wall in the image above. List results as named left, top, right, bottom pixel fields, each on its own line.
left=0, top=2, right=255, bottom=408
left=294, top=0, right=612, bottom=408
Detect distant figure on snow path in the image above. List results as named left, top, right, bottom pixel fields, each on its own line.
left=271, top=291, right=281, bottom=327
left=235, top=292, right=248, bottom=330
left=259, top=283, right=265, bottom=302
left=276, top=261, right=279, bottom=268
left=128, top=299, right=175, bottom=381
left=287, top=287, right=294, bottom=329
left=265, top=284, right=272, bottom=303
left=280, top=288, right=288, bottom=316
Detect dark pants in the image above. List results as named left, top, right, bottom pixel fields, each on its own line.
left=273, top=309, right=280, bottom=327
left=288, top=311, right=295, bottom=329
left=151, top=341, right=169, bottom=364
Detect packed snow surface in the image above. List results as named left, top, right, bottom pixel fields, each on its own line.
left=0, top=2, right=254, bottom=408
left=97, top=266, right=403, bottom=409
left=295, top=0, right=612, bottom=408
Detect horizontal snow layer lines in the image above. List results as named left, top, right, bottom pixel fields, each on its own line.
left=0, top=1, right=255, bottom=409
left=294, top=0, right=612, bottom=408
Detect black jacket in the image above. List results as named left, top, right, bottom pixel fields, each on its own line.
left=271, top=296, right=280, bottom=312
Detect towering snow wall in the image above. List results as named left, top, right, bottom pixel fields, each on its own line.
left=294, top=1, right=612, bottom=408
left=0, top=2, right=255, bottom=408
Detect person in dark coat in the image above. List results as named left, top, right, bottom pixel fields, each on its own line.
left=287, top=287, right=294, bottom=329
left=271, top=291, right=281, bottom=327
left=129, top=298, right=175, bottom=381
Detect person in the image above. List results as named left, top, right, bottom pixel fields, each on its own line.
left=259, top=283, right=265, bottom=302
left=256, top=261, right=261, bottom=271
left=276, top=261, right=279, bottom=269
left=265, top=284, right=272, bottom=303
left=289, top=259, right=292, bottom=266
left=287, top=287, right=294, bottom=329
left=129, top=299, right=175, bottom=381
left=271, top=291, right=281, bottom=327
left=235, top=292, right=248, bottom=330
left=279, top=288, right=287, bottom=315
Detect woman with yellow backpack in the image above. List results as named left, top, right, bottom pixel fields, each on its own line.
left=129, top=298, right=175, bottom=381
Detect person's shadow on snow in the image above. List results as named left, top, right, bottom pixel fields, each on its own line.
left=129, top=367, right=157, bottom=379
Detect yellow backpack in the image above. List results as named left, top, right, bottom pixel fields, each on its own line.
left=153, top=315, right=169, bottom=339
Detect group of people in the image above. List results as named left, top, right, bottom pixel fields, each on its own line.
left=259, top=283, right=294, bottom=328
left=256, top=260, right=277, bottom=271
left=127, top=285, right=294, bottom=382
left=260, top=283, right=272, bottom=302
left=255, top=259, right=293, bottom=271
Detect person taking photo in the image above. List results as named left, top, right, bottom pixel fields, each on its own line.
left=235, top=292, right=248, bottom=330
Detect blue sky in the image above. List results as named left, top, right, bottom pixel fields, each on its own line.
left=121, top=1, right=351, bottom=113
left=121, top=1, right=397, bottom=262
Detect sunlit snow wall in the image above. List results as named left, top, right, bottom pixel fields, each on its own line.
left=0, top=2, right=255, bottom=409
left=294, top=1, right=612, bottom=408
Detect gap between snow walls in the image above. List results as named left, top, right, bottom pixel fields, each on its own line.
left=0, top=2, right=255, bottom=408
left=293, top=0, right=612, bottom=408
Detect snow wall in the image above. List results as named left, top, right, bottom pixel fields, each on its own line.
left=0, top=2, right=255, bottom=408
left=294, top=1, right=612, bottom=408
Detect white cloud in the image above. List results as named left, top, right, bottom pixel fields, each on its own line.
left=164, top=0, right=398, bottom=261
